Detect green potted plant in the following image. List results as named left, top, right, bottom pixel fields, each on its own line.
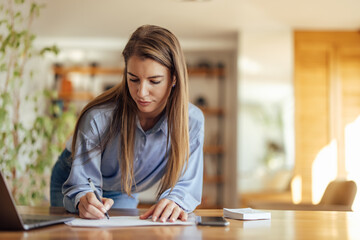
left=0, top=0, right=76, bottom=205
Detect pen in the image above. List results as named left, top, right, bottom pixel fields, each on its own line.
left=87, top=178, right=110, bottom=219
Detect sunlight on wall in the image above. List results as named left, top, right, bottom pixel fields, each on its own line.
left=291, top=175, right=302, bottom=204
left=311, top=140, right=337, bottom=204
left=345, top=116, right=360, bottom=211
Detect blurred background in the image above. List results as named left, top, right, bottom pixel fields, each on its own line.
left=1, top=0, right=360, bottom=210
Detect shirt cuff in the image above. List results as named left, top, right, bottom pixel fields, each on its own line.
left=63, top=191, right=91, bottom=213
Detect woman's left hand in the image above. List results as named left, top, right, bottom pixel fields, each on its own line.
left=139, top=198, right=188, bottom=222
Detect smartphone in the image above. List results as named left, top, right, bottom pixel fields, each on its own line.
left=196, top=216, right=229, bottom=226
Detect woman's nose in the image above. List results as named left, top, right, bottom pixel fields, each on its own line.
left=137, top=81, right=149, bottom=97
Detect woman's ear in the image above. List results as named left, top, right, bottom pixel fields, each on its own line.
left=172, top=76, right=176, bottom=88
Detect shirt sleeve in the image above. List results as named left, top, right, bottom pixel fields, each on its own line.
left=159, top=110, right=205, bottom=213
left=62, top=113, right=104, bottom=213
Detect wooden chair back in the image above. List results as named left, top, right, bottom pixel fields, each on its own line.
left=319, top=180, right=357, bottom=207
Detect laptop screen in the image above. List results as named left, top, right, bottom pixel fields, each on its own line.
left=0, top=171, right=74, bottom=230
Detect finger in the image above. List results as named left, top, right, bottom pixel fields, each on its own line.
left=81, top=201, right=105, bottom=219
left=78, top=200, right=104, bottom=219
left=159, top=203, right=176, bottom=222
left=102, top=197, right=114, bottom=211
left=139, top=204, right=156, bottom=220
left=86, top=192, right=107, bottom=214
left=169, top=206, right=181, bottom=222
left=180, top=211, right=188, bottom=221
left=78, top=203, right=98, bottom=219
left=152, top=199, right=169, bottom=222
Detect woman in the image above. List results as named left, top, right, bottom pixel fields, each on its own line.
left=50, top=25, right=204, bottom=222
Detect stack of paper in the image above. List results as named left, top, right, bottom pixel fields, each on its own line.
left=223, top=208, right=271, bottom=220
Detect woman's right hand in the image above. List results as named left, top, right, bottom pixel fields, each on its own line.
left=78, top=192, right=114, bottom=219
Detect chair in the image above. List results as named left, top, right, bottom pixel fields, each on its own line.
left=319, top=180, right=357, bottom=207
left=249, top=180, right=357, bottom=211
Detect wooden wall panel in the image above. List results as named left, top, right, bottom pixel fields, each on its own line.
left=294, top=31, right=360, bottom=202
left=295, top=41, right=331, bottom=202
left=339, top=46, right=360, bottom=177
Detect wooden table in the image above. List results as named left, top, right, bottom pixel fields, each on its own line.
left=1, top=206, right=359, bottom=239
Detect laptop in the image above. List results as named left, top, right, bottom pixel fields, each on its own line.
left=0, top=171, right=74, bottom=230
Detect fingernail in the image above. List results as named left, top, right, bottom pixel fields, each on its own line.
left=102, top=208, right=106, bottom=213
left=161, top=218, right=165, bottom=223
left=171, top=218, right=175, bottom=222
left=153, top=217, right=157, bottom=222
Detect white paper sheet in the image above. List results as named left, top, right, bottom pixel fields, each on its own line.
left=66, top=216, right=195, bottom=228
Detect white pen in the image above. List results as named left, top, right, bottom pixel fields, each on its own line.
left=87, top=178, right=110, bottom=219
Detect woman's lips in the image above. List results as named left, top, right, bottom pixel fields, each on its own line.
left=138, top=100, right=151, bottom=106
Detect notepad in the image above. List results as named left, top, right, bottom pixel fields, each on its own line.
left=66, top=216, right=195, bottom=228
left=223, top=208, right=271, bottom=220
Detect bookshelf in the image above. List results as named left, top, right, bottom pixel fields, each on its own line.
left=186, top=60, right=226, bottom=209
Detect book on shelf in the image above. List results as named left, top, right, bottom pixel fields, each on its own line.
left=223, top=208, right=271, bottom=220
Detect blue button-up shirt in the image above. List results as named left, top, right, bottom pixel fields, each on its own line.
left=62, top=103, right=204, bottom=213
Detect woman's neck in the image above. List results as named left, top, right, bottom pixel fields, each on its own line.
left=138, top=111, right=164, bottom=132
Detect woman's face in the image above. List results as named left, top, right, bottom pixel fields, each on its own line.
left=127, top=55, right=174, bottom=119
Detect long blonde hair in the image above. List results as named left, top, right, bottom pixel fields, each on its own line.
left=71, top=25, right=189, bottom=197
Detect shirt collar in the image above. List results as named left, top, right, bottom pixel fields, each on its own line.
left=135, top=113, right=168, bottom=136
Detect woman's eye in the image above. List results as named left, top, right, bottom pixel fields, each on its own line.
left=151, top=81, right=161, bottom=84
left=129, top=78, right=139, bottom=82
